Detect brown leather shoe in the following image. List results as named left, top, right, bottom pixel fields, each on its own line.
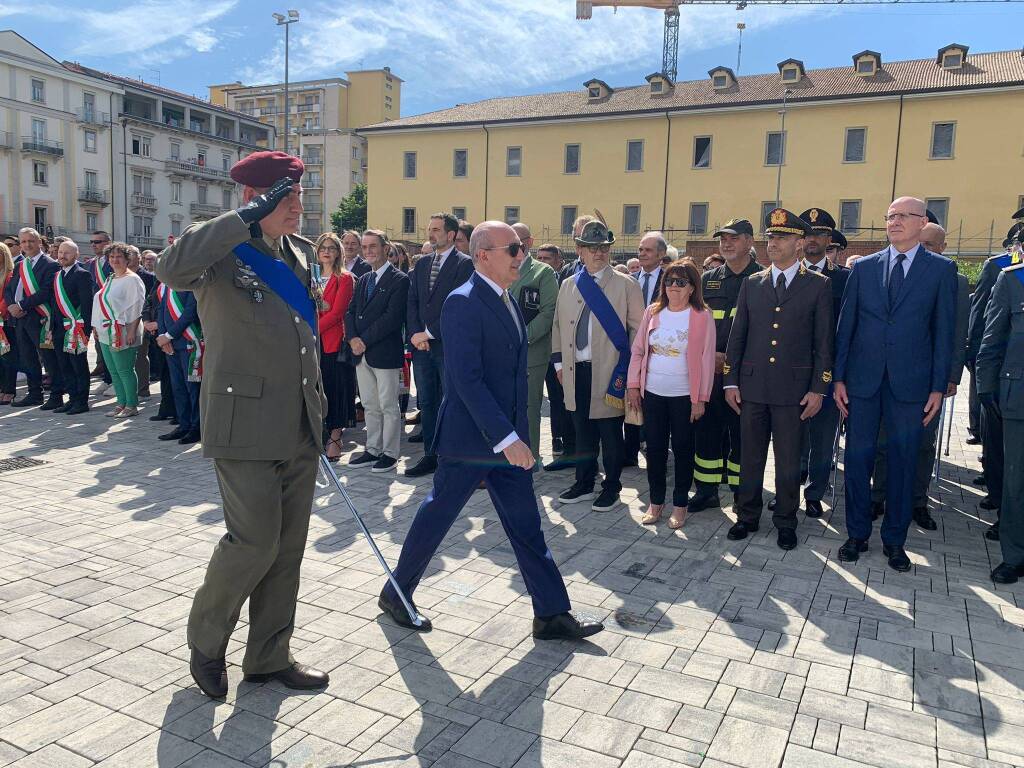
left=190, top=647, right=227, bottom=699
left=244, top=662, right=329, bottom=690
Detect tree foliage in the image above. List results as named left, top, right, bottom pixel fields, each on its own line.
left=331, top=183, right=367, bottom=234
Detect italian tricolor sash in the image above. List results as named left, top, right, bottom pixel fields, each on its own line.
left=18, top=259, right=53, bottom=348
left=53, top=271, right=89, bottom=355
left=92, top=258, right=107, bottom=286
left=96, top=278, right=123, bottom=349
left=159, top=284, right=204, bottom=382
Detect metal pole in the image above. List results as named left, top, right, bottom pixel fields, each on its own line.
left=283, top=22, right=289, bottom=154
left=944, top=391, right=956, bottom=457
left=987, top=220, right=995, bottom=256
left=736, top=23, right=745, bottom=74
left=830, top=415, right=844, bottom=511
left=933, top=398, right=947, bottom=481
left=318, top=455, right=426, bottom=627
left=775, top=90, right=790, bottom=208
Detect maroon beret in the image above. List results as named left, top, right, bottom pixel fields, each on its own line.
left=230, top=150, right=304, bottom=188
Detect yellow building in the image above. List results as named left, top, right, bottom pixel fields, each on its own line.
left=362, top=45, right=1024, bottom=256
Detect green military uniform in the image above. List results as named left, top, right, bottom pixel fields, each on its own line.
left=509, top=254, right=558, bottom=460
left=977, top=264, right=1024, bottom=574
left=157, top=210, right=324, bottom=675
left=693, top=234, right=762, bottom=498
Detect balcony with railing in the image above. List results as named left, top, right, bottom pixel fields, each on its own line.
left=129, top=234, right=165, bottom=249
left=301, top=154, right=323, bottom=165
left=131, top=193, right=157, bottom=209
left=77, top=187, right=110, bottom=206
left=301, top=225, right=323, bottom=238
left=304, top=180, right=323, bottom=190
left=22, top=137, right=64, bottom=157
left=165, top=159, right=232, bottom=181
left=190, top=202, right=221, bottom=217
left=74, top=108, right=110, bottom=127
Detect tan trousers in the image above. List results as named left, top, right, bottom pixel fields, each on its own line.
left=356, top=361, right=401, bottom=459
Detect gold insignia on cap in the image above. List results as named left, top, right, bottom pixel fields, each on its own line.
left=822, top=371, right=833, bottom=383
left=770, top=209, right=787, bottom=227
left=723, top=363, right=731, bottom=375
left=810, top=209, right=819, bottom=223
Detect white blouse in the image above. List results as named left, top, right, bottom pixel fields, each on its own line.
left=91, top=271, right=146, bottom=348
left=645, top=308, right=691, bottom=397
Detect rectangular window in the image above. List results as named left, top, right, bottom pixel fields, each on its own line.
left=693, top=136, right=712, bottom=168
left=132, top=215, right=142, bottom=235
left=169, top=142, right=181, bottom=161
left=403, top=151, right=416, bottom=179
left=131, top=134, right=150, bottom=157
left=856, top=59, right=876, bottom=75
left=222, top=188, right=232, bottom=209
left=453, top=148, right=468, bottom=178
left=31, top=78, right=45, bottom=103
left=840, top=200, right=862, bottom=234
left=171, top=219, right=182, bottom=236
left=561, top=206, right=578, bottom=236
left=132, top=173, right=143, bottom=195
left=844, top=128, right=866, bottom=163
left=623, top=204, right=641, bottom=235
left=564, top=143, right=580, bottom=174
left=351, top=146, right=358, bottom=159
left=84, top=170, right=98, bottom=190
left=198, top=184, right=208, bottom=204
left=765, top=131, right=786, bottom=166
left=761, top=202, right=777, bottom=232
left=171, top=181, right=181, bottom=203
left=86, top=212, right=98, bottom=232
left=506, top=146, right=522, bottom=176
left=626, top=140, right=644, bottom=171
left=32, top=161, right=47, bottom=185
left=504, top=206, right=520, bottom=225
left=925, top=198, right=949, bottom=228
left=31, top=118, right=46, bottom=142
left=942, top=52, right=963, bottom=69
left=452, top=207, right=466, bottom=221
left=689, top=203, right=709, bottom=236
left=197, top=150, right=206, bottom=166
left=34, top=207, right=47, bottom=231
left=83, top=92, right=95, bottom=120
left=222, top=153, right=231, bottom=171
left=931, top=122, right=955, bottom=159
left=84, top=130, right=97, bottom=153
left=402, top=207, right=416, bottom=233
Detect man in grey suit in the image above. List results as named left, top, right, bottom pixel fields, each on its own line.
left=157, top=151, right=329, bottom=699
left=869, top=222, right=968, bottom=530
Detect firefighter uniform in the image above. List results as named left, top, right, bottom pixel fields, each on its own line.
left=691, top=218, right=762, bottom=510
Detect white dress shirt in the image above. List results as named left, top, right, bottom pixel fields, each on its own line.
left=638, top=265, right=661, bottom=306
left=770, top=260, right=801, bottom=290
left=475, top=271, right=522, bottom=453
left=887, top=244, right=918, bottom=279
left=803, top=256, right=828, bottom=272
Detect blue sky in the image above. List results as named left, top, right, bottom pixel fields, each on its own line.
left=7, top=0, right=1023, bottom=119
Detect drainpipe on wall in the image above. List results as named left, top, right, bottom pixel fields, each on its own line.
left=661, top=111, right=671, bottom=230
left=891, top=94, right=904, bottom=203
left=482, top=123, right=490, bottom=221
left=121, top=118, right=129, bottom=240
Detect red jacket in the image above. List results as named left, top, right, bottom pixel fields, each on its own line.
left=319, top=272, right=355, bottom=354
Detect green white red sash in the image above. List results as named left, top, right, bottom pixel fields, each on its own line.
left=53, top=270, right=89, bottom=355
left=96, top=278, right=123, bottom=349
left=18, top=258, right=53, bottom=348
left=92, top=258, right=108, bottom=287
left=158, top=284, right=204, bottom=381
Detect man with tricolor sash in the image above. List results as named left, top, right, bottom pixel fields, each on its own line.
left=155, top=283, right=202, bottom=444
left=50, top=240, right=94, bottom=415
left=157, top=150, right=329, bottom=700
left=7, top=227, right=62, bottom=408
left=551, top=218, right=644, bottom=514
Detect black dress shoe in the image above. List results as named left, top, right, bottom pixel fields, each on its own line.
left=149, top=413, right=172, bottom=422
left=532, top=612, right=604, bottom=641
left=190, top=647, right=227, bottom=698
left=159, top=428, right=188, bottom=441
left=170, top=417, right=179, bottom=425
left=543, top=458, right=575, bottom=472
left=52, top=402, right=70, bottom=413
left=777, top=528, right=798, bottom=550
left=985, top=523, right=1000, bottom=542
left=408, top=432, right=424, bottom=443
left=244, top=662, right=329, bottom=690
left=178, top=430, right=201, bottom=445
left=980, top=497, right=999, bottom=511
left=687, top=491, right=721, bottom=513
left=871, top=501, right=885, bottom=521
left=805, top=499, right=824, bottom=519
left=65, top=403, right=89, bottom=415
left=882, top=544, right=912, bottom=572
left=838, top=538, right=868, bottom=562
left=12, top=394, right=43, bottom=407
left=912, top=507, right=937, bottom=531
left=727, top=521, right=758, bottom=540
left=972, top=475, right=987, bottom=487
left=378, top=593, right=431, bottom=632
left=767, top=497, right=778, bottom=511
left=404, top=456, right=438, bottom=478
left=991, top=562, right=1024, bottom=584
left=965, top=435, right=982, bottom=445
left=39, top=396, right=64, bottom=411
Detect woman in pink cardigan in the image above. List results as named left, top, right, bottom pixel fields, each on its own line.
left=627, top=259, right=716, bottom=528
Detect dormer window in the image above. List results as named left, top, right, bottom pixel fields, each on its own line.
left=584, top=79, right=612, bottom=101
left=713, top=74, right=728, bottom=88
left=708, top=67, right=737, bottom=90
left=937, top=44, right=968, bottom=70
left=852, top=51, right=882, bottom=76
left=651, top=80, right=663, bottom=93
left=777, top=58, right=806, bottom=83
left=588, top=86, right=601, bottom=98
left=782, top=67, right=799, bottom=82
left=856, top=59, right=875, bottom=74
left=645, top=72, right=674, bottom=97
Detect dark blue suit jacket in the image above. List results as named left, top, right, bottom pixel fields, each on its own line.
left=433, top=272, right=528, bottom=461
left=834, top=246, right=956, bottom=403
left=406, top=248, right=474, bottom=344
left=9, top=253, right=60, bottom=334
left=50, top=263, right=95, bottom=336
left=157, top=288, right=200, bottom=352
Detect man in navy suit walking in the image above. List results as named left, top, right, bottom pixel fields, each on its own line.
left=378, top=221, right=603, bottom=642
left=834, top=197, right=956, bottom=571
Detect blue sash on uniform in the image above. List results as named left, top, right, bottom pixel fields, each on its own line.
left=575, top=269, right=629, bottom=409
left=232, top=241, right=317, bottom=331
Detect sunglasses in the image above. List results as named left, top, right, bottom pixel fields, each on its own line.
left=483, top=243, right=522, bottom=258
left=90, top=240, right=108, bottom=245
left=664, top=277, right=690, bottom=288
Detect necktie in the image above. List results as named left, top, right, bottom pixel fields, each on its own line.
left=775, top=271, right=787, bottom=303
left=888, top=253, right=906, bottom=305
left=429, top=253, right=442, bottom=291
left=642, top=272, right=652, bottom=306
left=575, top=304, right=591, bottom=351
left=365, top=272, right=377, bottom=301
left=809, top=264, right=820, bottom=273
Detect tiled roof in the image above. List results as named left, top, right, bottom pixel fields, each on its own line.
left=363, top=49, right=1024, bottom=132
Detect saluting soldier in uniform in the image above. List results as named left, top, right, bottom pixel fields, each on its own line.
left=724, top=209, right=834, bottom=550
left=157, top=151, right=329, bottom=699
left=976, top=229, right=1024, bottom=583
left=690, top=219, right=762, bottom=512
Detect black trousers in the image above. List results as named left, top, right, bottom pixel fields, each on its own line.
left=571, top=362, right=624, bottom=494
left=642, top=392, right=695, bottom=506
left=342, top=361, right=358, bottom=427
left=545, top=362, right=574, bottom=451
left=320, top=344, right=349, bottom=431
left=1, top=321, right=18, bottom=394
left=15, top=319, right=62, bottom=396
left=968, top=365, right=981, bottom=438
left=738, top=401, right=803, bottom=530
left=147, top=333, right=164, bottom=381
left=693, top=376, right=741, bottom=493
left=155, top=353, right=176, bottom=418
left=53, top=344, right=89, bottom=405
left=981, top=402, right=1004, bottom=514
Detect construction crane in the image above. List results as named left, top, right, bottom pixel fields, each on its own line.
left=576, top=0, right=1021, bottom=83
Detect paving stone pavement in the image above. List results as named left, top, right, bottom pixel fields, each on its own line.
left=1, top=376, right=1022, bottom=768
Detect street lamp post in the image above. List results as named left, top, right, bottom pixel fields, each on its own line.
left=775, top=88, right=792, bottom=208
left=736, top=23, right=745, bottom=74
left=273, top=10, right=300, bottom=155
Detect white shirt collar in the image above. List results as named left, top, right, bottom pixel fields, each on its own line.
left=586, top=266, right=609, bottom=281
left=771, top=261, right=801, bottom=287
left=435, top=245, right=455, bottom=262
left=476, top=270, right=506, bottom=297
left=803, top=256, right=828, bottom=271
left=888, top=243, right=920, bottom=265
left=639, top=265, right=661, bottom=280
left=62, top=264, right=74, bottom=274
left=25, top=250, right=43, bottom=265
left=372, top=261, right=391, bottom=280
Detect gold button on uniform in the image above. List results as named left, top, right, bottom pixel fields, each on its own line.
left=300, top=347, right=307, bottom=355
left=302, top=377, right=308, bottom=385
left=773, top=323, right=779, bottom=329
left=769, top=357, right=776, bottom=363
left=771, top=340, right=777, bottom=346
left=226, top=386, right=233, bottom=393
left=294, top=316, right=300, bottom=323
